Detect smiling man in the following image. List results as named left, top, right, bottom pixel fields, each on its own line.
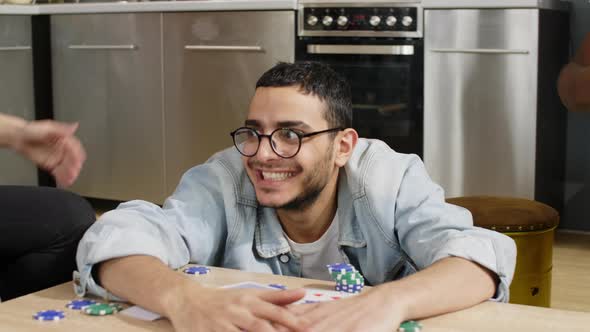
left=76, top=62, right=516, bottom=332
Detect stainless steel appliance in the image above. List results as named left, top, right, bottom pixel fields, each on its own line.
left=424, top=5, right=569, bottom=210
left=296, top=1, right=424, bottom=157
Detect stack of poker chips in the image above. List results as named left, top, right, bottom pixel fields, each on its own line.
left=326, top=263, right=364, bottom=294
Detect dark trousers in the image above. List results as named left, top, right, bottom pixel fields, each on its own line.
left=0, top=186, right=95, bottom=301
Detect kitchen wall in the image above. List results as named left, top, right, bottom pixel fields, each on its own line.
left=562, top=0, right=590, bottom=230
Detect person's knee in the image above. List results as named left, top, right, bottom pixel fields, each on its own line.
left=38, top=187, right=95, bottom=236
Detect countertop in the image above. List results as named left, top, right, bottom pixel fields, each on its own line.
left=0, top=0, right=569, bottom=18
left=0, top=0, right=297, bottom=15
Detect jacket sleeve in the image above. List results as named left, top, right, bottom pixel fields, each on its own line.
left=391, top=156, right=516, bottom=302
left=75, top=159, right=233, bottom=300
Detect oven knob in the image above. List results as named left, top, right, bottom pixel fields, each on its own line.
left=337, top=15, right=348, bottom=27
left=322, top=15, right=334, bottom=27
left=306, top=15, right=318, bottom=26
left=402, top=15, right=413, bottom=27
left=385, top=15, right=397, bottom=27
left=369, top=15, right=381, bottom=27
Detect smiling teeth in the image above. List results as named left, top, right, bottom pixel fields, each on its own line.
left=262, top=172, right=293, bottom=181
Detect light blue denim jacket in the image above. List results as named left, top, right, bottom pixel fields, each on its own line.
left=76, top=139, right=516, bottom=302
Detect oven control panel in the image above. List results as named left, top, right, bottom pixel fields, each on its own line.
left=298, top=4, right=422, bottom=38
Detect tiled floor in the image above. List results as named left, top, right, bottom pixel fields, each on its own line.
left=89, top=200, right=590, bottom=312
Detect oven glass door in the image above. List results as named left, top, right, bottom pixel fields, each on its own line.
left=296, top=38, right=423, bottom=157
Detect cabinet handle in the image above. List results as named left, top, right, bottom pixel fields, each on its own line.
left=306, top=44, right=414, bottom=55
left=68, top=44, right=138, bottom=50
left=184, top=45, right=264, bottom=52
left=0, top=46, right=31, bottom=51
left=429, top=48, right=529, bottom=55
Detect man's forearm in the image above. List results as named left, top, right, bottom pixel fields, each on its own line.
left=98, top=255, right=200, bottom=317
left=0, top=113, right=26, bottom=148
left=381, top=257, right=497, bottom=321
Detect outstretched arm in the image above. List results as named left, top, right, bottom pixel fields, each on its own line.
left=99, top=255, right=312, bottom=332
left=290, top=256, right=496, bottom=332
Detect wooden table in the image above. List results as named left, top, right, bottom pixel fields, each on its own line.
left=1, top=266, right=589, bottom=331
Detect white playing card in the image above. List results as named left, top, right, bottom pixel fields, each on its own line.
left=294, top=288, right=356, bottom=304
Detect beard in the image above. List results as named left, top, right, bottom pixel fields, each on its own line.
left=255, top=144, right=335, bottom=212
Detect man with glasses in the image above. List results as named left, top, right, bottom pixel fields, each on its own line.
left=76, top=62, right=516, bottom=332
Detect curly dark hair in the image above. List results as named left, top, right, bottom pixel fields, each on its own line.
left=255, top=61, right=352, bottom=128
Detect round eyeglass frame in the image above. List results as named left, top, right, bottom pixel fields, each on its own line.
left=229, top=126, right=344, bottom=158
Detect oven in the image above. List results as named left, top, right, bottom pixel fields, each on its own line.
left=296, top=1, right=424, bottom=157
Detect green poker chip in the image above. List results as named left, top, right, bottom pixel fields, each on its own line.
left=398, top=320, right=422, bottom=332
left=82, top=303, right=123, bottom=316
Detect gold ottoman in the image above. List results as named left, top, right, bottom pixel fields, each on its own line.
left=447, top=196, right=559, bottom=307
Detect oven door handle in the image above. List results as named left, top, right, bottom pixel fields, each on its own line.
left=306, top=44, right=414, bottom=55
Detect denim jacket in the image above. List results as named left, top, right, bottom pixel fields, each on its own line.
left=76, top=138, right=516, bottom=302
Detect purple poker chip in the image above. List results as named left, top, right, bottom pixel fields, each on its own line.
left=33, top=310, right=65, bottom=321
left=183, top=266, right=210, bottom=275
left=268, top=283, right=287, bottom=290
left=66, top=299, right=97, bottom=310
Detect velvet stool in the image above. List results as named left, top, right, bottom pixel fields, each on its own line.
left=447, top=196, right=559, bottom=307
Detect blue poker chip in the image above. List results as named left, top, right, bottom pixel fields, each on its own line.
left=33, top=310, right=65, bottom=321
left=268, top=283, right=287, bottom=290
left=326, top=263, right=355, bottom=274
left=66, top=299, right=97, bottom=310
left=303, top=300, right=319, bottom=304
left=183, top=266, right=210, bottom=275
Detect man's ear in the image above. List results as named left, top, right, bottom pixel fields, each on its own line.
left=334, top=128, right=358, bottom=167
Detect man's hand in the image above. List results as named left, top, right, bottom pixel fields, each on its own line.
left=287, top=287, right=404, bottom=332
left=12, top=120, right=86, bottom=187
left=166, top=284, right=312, bottom=332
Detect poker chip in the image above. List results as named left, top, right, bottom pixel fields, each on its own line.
left=398, top=320, right=422, bottom=332
left=326, top=263, right=355, bottom=277
left=83, top=303, right=123, bottom=316
left=268, top=283, right=287, bottom=290
left=327, top=263, right=365, bottom=294
left=183, top=266, right=210, bottom=275
left=66, top=299, right=97, bottom=310
left=33, top=310, right=65, bottom=321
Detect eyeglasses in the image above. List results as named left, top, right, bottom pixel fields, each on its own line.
left=229, top=127, right=344, bottom=158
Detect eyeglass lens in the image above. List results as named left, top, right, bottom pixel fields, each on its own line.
left=233, top=128, right=300, bottom=158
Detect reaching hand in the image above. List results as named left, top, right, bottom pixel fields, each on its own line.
left=166, top=285, right=312, bottom=332
left=12, top=120, right=86, bottom=187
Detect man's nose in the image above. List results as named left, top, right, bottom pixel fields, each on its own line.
left=257, top=135, right=278, bottom=160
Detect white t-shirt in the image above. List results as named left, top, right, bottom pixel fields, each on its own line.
left=284, top=213, right=342, bottom=281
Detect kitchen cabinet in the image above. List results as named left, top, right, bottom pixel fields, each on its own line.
left=162, top=11, right=295, bottom=194
left=51, top=14, right=166, bottom=202
left=424, top=8, right=568, bottom=210
left=0, top=15, right=37, bottom=186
